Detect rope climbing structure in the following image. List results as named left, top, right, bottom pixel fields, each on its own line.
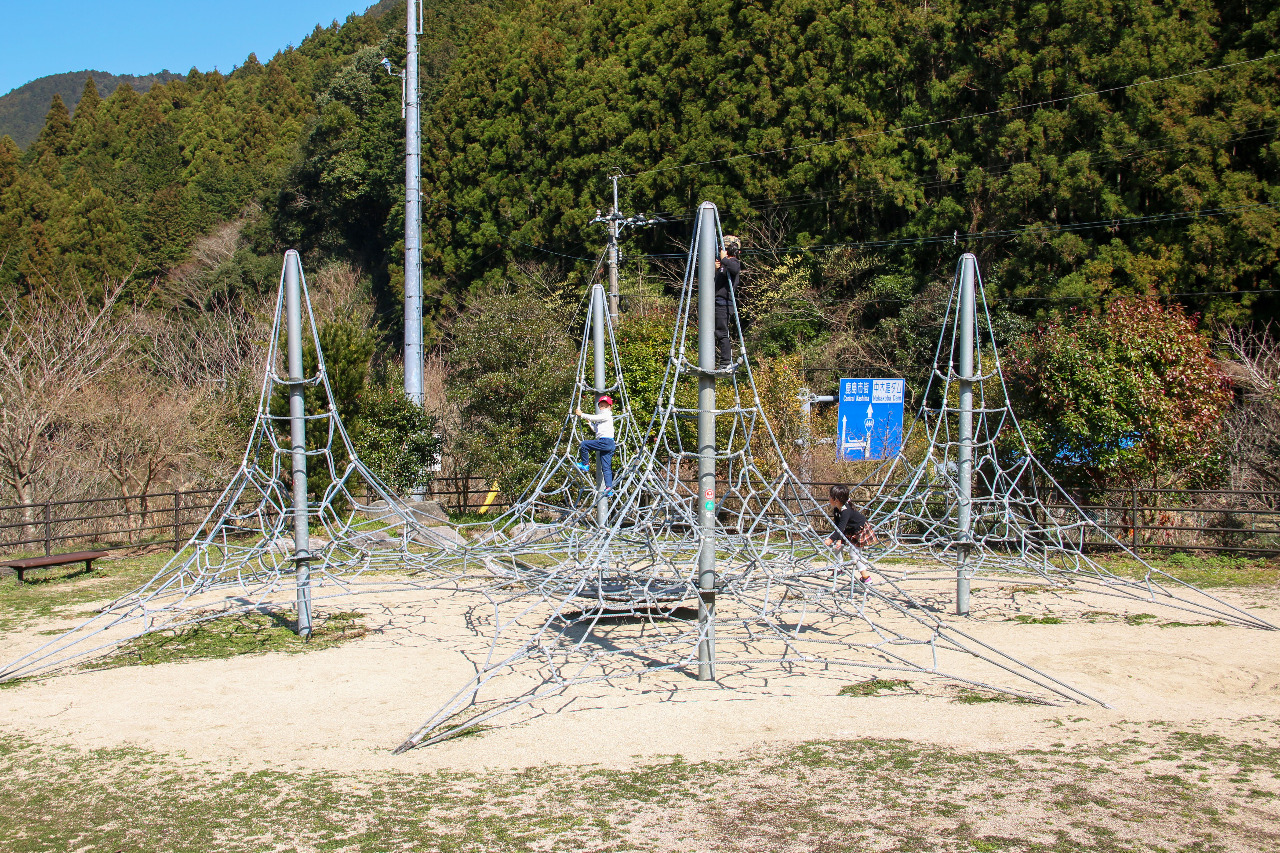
left=0, top=251, right=465, bottom=682
left=854, top=253, right=1276, bottom=630
left=394, top=204, right=1116, bottom=751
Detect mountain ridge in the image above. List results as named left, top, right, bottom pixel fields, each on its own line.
left=0, top=69, right=185, bottom=148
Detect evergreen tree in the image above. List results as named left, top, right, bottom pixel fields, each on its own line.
left=74, top=77, right=101, bottom=125
left=29, top=94, right=72, bottom=161
left=0, top=137, right=18, bottom=191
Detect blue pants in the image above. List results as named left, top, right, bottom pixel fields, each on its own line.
left=579, top=438, right=616, bottom=489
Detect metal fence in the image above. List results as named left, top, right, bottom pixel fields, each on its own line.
left=0, top=478, right=513, bottom=558
left=0, top=489, right=230, bottom=558
left=3, top=478, right=1278, bottom=558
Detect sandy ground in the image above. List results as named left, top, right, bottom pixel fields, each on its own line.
left=0, top=579, right=1277, bottom=775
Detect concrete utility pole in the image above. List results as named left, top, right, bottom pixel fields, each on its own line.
left=284, top=250, right=312, bottom=639
left=955, top=253, right=978, bottom=616
left=696, top=201, right=718, bottom=682
left=403, top=0, right=424, bottom=405
left=590, top=174, right=664, bottom=322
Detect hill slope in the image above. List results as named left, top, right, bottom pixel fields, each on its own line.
left=0, top=70, right=183, bottom=148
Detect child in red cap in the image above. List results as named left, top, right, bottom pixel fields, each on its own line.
left=574, top=396, right=616, bottom=495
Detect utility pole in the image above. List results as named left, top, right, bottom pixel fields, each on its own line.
left=590, top=174, right=664, bottom=322
left=403, top=1, right=424, bottom=405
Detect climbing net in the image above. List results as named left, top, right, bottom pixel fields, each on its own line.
left=393, top=207, right=1115, bottom=751
left=0, top=252, right=468, bottom=682
left=853, top=255, right=1274, bottom=629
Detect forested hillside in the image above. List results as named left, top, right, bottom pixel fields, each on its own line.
left=1, top=0, right=1279, bottom=514
left=0, top=71, right=183, bottom=149
left=271, top=0, right=1280, bottom=333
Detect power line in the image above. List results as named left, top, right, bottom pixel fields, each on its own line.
left=620, top=201, right=1280, bottom=260
left=621, top=52, right=1280, bottom=179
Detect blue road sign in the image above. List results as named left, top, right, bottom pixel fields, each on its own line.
left=838, top=378, right=905, bottom=461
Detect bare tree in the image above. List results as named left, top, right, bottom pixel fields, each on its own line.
left=1224, top=325, right=1280, bottom=493
left=0, top=280, right=137, bottom=522
left=76, top=370, right=222, bottom=538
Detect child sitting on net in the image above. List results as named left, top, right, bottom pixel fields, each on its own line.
left=823, top=484, right=874, bottom=585
left=574, top=395, right=616, bottom=496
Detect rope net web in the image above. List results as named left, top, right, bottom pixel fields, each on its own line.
left=854, top=254, right=1274, bottom=629
left=4, top=234, right=1270, bottom=751
left=0, top=252, right=467, bottom=682
left=392, top=207, right=1118, bottom=751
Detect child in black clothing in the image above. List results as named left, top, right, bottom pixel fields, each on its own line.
left=823, top=484, right=874, bottom=585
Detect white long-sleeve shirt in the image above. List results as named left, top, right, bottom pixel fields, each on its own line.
left=579, top=408, right=615, bottom=439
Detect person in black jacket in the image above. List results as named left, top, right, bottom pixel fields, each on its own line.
left=713, top=236, right=742, bottom=368
left=823, top=484, right=874, bottom=585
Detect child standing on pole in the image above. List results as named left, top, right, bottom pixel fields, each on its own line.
left=714, top=235, right=742, bottom=368
left=575, top=396, right=616, bottom=495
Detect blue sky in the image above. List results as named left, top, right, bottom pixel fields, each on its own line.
left=0, top=1, right=371, bottom=95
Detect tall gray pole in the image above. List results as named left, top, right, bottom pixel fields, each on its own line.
left=591, top=282, right=609, bottom=526
left=607, top=177, right=620, bottom=322
left=284, top=250, right=312, bottom=639
left=956, top=253, right=977, bottom=616
left=403, top=0, right=424, bottom=405
left=696, top=202, right=718, bottom=681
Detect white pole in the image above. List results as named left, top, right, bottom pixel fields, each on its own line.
left=403, top=0, right=424, bottom=406
left=284, top=250, right=312, bottom=639
left=696, top=202, right=718, bottom=681
left=591, top=283, right=609, bottom=526
left=956, top=253, right=977, bottom=616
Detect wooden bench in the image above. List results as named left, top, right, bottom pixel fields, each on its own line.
left=0, top=550, right=110, bottom=583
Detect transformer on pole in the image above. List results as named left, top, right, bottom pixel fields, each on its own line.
left=591, top=174, right=664, bottom=323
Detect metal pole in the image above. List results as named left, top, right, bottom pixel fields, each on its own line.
left=956, top=253, right=977, bottom=616
left=43, top=501, right=50, bottom=556
left=403, top=0, right=424, bottom=407
left=172, top=490, right=181, bottom=553
left=285, top=250, right=313, bottom=639
left=607, top=177, right=620, bottom=322
left=591, top=283, right=609, bottom=526
left=696, top=202, right=718, bottom=681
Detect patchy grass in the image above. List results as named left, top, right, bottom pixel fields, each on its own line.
left=1099, top=552, right=1280, bottom=588
left=95, top=609, right=368, bottom=668
left=2, top=722, right=1277, bottom=852
left=953, top=687, right=1037, bottom=705
left=0, top=548, right=179, bottom=635
left=838, top=678, right=912, bottom=697
left=1011, top=614, right=1065, bottom=625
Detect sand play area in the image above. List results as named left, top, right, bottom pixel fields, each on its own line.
left=1, top=564, right=1278, bottom=851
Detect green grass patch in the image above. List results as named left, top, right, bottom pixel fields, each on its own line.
left=1011, top=614, right=1065, bottom=624
left=953, top=688, right=1036, bottom=705
left=838, top=678, right=911, bottom=697
left=1099, top=553, right=1280, bottom=587
left=0, top=549, right=179, bottom=635
left=95, top=609, right=368, bottom=668
left=0, top=724, right=1273, bottom=851
left=1125, top=612, right=1159, bottom=625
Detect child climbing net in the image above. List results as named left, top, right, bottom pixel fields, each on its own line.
left=574, top=395, right=616, bottom=496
